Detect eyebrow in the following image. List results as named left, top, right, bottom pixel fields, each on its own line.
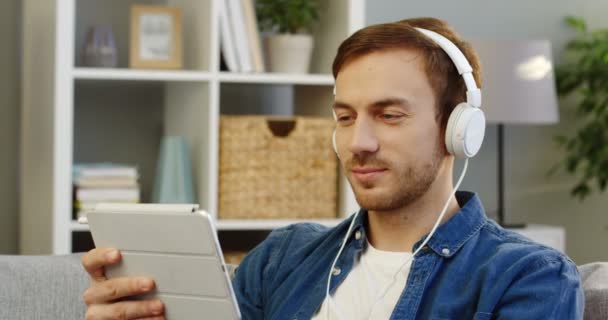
left=332, top=97, right=413, bottom=112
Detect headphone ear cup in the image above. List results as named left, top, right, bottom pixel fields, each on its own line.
left=445, top=103, right=486, bottom=158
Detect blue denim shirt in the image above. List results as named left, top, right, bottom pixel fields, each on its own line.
left=232, top=191, right=584, bottom=319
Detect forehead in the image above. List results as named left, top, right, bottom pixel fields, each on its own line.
left=334, top=48, right=435, bottom=110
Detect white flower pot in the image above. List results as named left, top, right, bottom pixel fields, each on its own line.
left=264, top=34, right=314, bottom=74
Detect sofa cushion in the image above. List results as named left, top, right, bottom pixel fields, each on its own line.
left=579, top=262, right=608, bottom=320
left=0, top=254, right=89, bottom=320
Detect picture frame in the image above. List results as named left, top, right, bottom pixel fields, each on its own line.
left=129, top=5, right=182, bottom=69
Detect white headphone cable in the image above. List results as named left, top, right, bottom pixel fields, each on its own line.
left=324, top=209, right=359, bottom=319
left=365, top=158, right=469, bottom=318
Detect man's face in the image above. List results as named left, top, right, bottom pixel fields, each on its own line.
left=333, top=48, right=446, bottom=211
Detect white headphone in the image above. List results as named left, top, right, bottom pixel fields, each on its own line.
left=332, top=27, right=486, bottom=159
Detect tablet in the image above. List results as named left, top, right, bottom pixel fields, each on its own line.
left=85, top=203, right=241, bottom=320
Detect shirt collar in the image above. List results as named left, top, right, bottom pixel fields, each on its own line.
left=347, top=191, right=488, bottom=258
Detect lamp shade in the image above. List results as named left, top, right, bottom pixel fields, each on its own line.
left=470, top=40, right=559, bottom=124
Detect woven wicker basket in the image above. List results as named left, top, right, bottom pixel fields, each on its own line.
left=219, top=116, right=337, bottom=219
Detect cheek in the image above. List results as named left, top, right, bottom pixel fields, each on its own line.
left=382, top=124, right=442, bottom=159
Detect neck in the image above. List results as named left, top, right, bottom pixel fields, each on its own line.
left=366, top=161, right=461, bottom=252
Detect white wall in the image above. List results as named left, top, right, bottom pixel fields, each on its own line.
left=0, top=0, right=20, bottom=254
left=366, top=0, right=608, bottom=264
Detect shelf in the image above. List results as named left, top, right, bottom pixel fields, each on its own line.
left=72, top=218, right=344, bottom=232
left=73, top=68, right=214, bottom=82
left=218, top=72, right=334, bottom=86
left=72, top=69, right=335, bottom=85
left=215, top=219, right=343, bottom=230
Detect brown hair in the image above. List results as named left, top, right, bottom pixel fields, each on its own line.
left=332, top=17, right=482, bottom=132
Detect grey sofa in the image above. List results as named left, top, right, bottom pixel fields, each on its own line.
left=0, top=254, right=89, bottom=320
left=0, top=254, right=606, bottom=320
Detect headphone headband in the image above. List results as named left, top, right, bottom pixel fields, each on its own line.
left=414, top=28, right=482, bottom=108
left=331, top=26, right=486, bottom=159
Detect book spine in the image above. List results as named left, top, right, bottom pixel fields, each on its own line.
left=76, top=188, right=140, bottom=202
left=241, top=0, right=264, bottom=73
left=228, top=0, right=252, bottom=73
left=220, top=0, right=240, bottom=72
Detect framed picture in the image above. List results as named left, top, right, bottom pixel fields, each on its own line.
left=130, top=5, right=182, bottom=69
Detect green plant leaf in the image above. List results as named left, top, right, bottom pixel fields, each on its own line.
left=256, top=0, right=319, bottom=34
left=565, top=16, right=587, bottom=33
left=555, top=65, right=582, bottom=95
left=566, top=38, right=590, bottom=51
left=566, top=155, right=579, bottom=173
left=552, top=15, right=608, bottom=201
left=553, top=135, right=568, bottom=146
left=571, top=182, right=590, bottom=200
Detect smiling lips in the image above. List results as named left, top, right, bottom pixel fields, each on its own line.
left=351, top=167, right=387, bottom=183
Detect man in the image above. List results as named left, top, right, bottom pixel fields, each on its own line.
left=81, top=17, right=584, bottom=319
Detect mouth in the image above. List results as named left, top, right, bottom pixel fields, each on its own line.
left=351, top=167, right=387, bottom=183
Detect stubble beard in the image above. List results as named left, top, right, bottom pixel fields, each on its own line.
left=345, top=145, right=444, bottom=211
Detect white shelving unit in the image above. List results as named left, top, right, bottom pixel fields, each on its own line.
left=70, top=218, right=345, bottom=233
left=73, top=68, right=215, bottom=82
left=21, top=0, right=365, bottom=254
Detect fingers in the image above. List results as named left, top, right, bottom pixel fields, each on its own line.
left=81, top=248, right=122, bottom=282
left=83, top=277, right=156, bottom=305
left=82, top=249, right=165, bottom=320
left=85, top=299, right=164, bottom=320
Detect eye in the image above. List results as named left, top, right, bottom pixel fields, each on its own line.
left=379, top=113, right=403, bottom=121
left=336, top=113, right=355, bottom=125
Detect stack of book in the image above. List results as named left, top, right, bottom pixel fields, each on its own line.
left=220, top=0, right=264, bottom=73
left=73, top=163, right=140, bottom=220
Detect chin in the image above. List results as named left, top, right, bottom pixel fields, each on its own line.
left=348, top=176, right=431, bottom=211
left=350, top=184, right=398, bottom=211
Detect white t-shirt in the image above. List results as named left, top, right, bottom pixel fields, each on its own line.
left=311, top=242, right=414, bottom=320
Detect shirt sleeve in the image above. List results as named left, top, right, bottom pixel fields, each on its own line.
left=495, top=254, right=584, bottom=319
left=231, top=227, right=290, bottom=320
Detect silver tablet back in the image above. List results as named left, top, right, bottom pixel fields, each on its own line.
left=87, top=203, right=241, bottom=320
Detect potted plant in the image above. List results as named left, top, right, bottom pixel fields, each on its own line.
left=553, top=16, right=608, bottom=200
left=256, top=0, right=319, bottom=74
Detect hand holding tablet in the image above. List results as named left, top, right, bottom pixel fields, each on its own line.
left=81, top=203, right=241, bottom=320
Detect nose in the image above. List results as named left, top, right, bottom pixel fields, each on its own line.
left=347, top=118, right=379, bottom=156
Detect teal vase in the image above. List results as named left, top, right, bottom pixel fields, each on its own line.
left=152, top=136, right=195, bottom=203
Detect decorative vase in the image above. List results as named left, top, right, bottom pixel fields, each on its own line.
left=264, top=34, right=314, bottom=73
left=81, top=25, right=118, bottom=68
left=152, top=136, right=195, bottom=203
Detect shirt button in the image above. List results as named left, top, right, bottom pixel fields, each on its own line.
left=332, top=267, right=341, bottom=276
left=442, top=248, right=450, bottom=255
left=354, top=230, right=362, bottom=240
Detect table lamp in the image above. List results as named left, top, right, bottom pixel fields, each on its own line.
left=471, top=40, right=559, bottom=227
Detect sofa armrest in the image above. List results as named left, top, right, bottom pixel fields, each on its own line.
left=0, top=254, right=89, bottom=320
left=579, top=262, right=608, bottom=320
